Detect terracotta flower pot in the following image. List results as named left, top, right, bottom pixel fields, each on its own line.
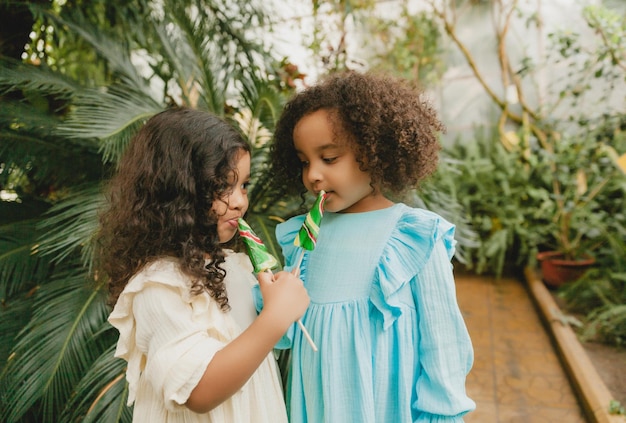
left=536, top=251, right=596, bottom=288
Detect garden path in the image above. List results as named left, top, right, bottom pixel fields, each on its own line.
left=458, top=272, right=588, bottom=422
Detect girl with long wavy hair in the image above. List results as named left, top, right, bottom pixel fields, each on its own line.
left=98, top=107, right=308, bottom=422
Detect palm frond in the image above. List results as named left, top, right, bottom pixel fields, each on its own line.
left=192, top=0, right=273, bottom=73
left=0, top=107, right=102, bottom=227
left=0, top=99, right=62, bottom=134
left=159, top=0, right=276, bottom=112
left=0, top=291, right=33, bottom=367
left=57, top=86, right=162, bottom=164
left=37, top=6, right=150, bottom=93
left=0, top=57, right=79, bottom=99
left=162, top=2, right=231, bottom=112
left=231, top=107, right=274, bottom=150
left=147, top=11, right=225, bottom=111
left=0, top=199, right=52, bottom=299
left=62, top=344, right=132, bottom=423
left=35, top=184, right=105, bottom=269
left=0, top=219, right=50, bottom=299
left=0, top=100, right=102, bottom=189
left=247, top=148, right=303, bottom=218
left=0, top=264, right=109, bottom=423
left=238, top=73, right=286, bottom=131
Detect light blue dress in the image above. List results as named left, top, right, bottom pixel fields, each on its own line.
left=276, top=203, right=475, bottom=423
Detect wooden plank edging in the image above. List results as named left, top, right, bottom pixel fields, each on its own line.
left=524, top=266, right=626, bottom=423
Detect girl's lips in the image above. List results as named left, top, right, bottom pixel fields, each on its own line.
left=227, top=218, right=239, bottom=228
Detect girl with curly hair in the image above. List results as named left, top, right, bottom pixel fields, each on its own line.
left=98, top=107, right=309, bottom=422
left=271, top=71, right=475, bottom=422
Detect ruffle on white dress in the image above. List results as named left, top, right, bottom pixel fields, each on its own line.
left=108, top=252, right=288, bottom=423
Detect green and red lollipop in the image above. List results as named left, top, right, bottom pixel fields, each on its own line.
left=237, top=218, right=278, bottom=273
left=238, top=217, right=318, bottom=351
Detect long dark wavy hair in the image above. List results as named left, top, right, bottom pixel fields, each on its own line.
left=271, top=71, right=445, bottom=197
left=97, top=107, right=251, bottom=310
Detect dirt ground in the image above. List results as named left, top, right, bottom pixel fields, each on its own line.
left=549, top=290, right=626, bottom=411
left=581, top=341, right=626, bottom=407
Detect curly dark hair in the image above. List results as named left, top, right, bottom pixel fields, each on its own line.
left=97, top=107, right=251, bottom=310
left=271, top=71, right=445, bottom=196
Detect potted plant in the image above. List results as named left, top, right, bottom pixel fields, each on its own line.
left=534, top=125, right=626, bottom=288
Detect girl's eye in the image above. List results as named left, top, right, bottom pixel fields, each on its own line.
left=323, top=157, right=337, bottom=164
left=241, top=181, right=250, bottom=190
left=300, top=161, right=310, bottom=168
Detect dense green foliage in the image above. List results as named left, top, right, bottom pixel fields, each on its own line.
left=0, top=1, right=299, bottom=421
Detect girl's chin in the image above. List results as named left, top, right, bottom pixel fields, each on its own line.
left=323, top=205, right=343, bottom=213
left=218, top=228, right=237, bottom=244
left=322, top=193, right=335, bottom=208
left=322, top=200, right=338, bottom=213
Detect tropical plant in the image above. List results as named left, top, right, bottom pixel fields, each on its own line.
left=560, top=265, right=626, bottom=347
left=426, top=127, right=546, bottom=278
left=425, top=1, right=626, bottom=270
left=532, top=122, right=626, bottom=262
left=430, top=116, right=626, bottom=280
left=0, top=1, right=299, bottom=421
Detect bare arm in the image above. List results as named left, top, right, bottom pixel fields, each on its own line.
left=186, top=270, right=308, bottom=413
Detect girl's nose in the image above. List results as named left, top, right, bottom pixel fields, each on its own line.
left=230, top=187, right=248, bottom=210
left=305, top=162, right=322, bottom=184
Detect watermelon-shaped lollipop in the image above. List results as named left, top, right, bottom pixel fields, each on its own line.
left=239, top=217, right=318, bottom=351
left=238, top=218, right=279, bottom=273
left=294, top=190, right=327, bottom=251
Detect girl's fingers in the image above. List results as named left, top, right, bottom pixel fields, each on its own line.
left=273, top=271, right=303, bottom=285
left=257, top=270, right=275, bottom=286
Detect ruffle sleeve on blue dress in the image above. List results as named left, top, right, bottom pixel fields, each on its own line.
left=371, top=207, right=455, bottom=330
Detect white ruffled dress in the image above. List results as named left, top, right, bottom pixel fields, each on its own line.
left=108, top=251, right=288, bottom=423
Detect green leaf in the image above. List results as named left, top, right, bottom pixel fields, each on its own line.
left=62, top=345, right=132, bottom=423
left=0, top=199, right=52, bottom=299
left=0, top=264, right=110, bottom=423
